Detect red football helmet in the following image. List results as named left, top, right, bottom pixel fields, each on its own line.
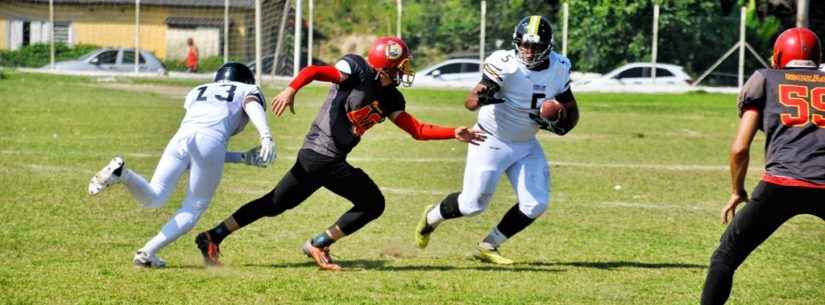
left=367, top=36, right=415, bottom=86
left=772, top=27, right=821, bottom=69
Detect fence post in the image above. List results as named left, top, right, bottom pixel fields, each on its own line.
left=651, top=4, right=659, bottom=83
left=134, top=0, right=140, bottom=73
left=480, top=0, right=485, bottom=64
left=797, top=0, right=809, bottom=27
left=308, top=0, right=313, bottom=65
left=272, top=0, right=289, bottom=78
left=49, top=0, right=54, bottom=70
left=396, top=0, right=402, bottom=38
left=255, top=0, right=262, bottom=85
left=738, top=6, right=745, bottom=89
left=293, top=0, right=301, bottom=77
left=562, top=1, right=568, bottom=56
left=224, top=0, right=229, bottom=63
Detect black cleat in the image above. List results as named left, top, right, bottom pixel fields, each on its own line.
left=195, top=231, right=222, bottom=267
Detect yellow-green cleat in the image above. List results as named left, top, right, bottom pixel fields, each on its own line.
left=473, top=243, right=514, bottom=265
left=415, top=204, right=435, bottom=249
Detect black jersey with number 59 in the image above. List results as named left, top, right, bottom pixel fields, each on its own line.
left=738, top=68, right=825, bottom=185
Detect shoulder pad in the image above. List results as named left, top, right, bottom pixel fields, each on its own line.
left=482, top=50, right=516, bottom=84
left=340, top=54, right=372, bottom=85
left=551, top=52, right=573, bottom=71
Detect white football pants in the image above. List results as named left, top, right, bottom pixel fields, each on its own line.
left=121, top=131, right=226, bottom=256
left=457, top=133, right=550, bottom=219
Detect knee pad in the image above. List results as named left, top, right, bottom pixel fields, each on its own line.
left=188, top=198, right=210, bottom=213
left=258, top=189, right=294, bottom=217
left=365, top=193, right=386, bottom=220
left=519, top=200, right=548, bottom=219
left=459, top=192, right=493, bottom=217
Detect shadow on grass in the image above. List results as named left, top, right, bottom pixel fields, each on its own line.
left=170, top=260, right=704, bottom=272
left=526, top=260, right=706, bottom=270
left=244, top=259, right=565, bottom=273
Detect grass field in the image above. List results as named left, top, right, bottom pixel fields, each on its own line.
left=1, top=71, right=822, bottom=305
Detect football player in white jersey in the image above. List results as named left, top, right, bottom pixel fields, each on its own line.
left=415, top=16, right=580, bottom=264
left=87, top=63, right=276, bottom=268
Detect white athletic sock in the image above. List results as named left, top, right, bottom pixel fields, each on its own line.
left=140, top=206, right=201, bottom=256
left=426, top=204, right=445, bottom=227
left=480, top=227, right=508, bottom=249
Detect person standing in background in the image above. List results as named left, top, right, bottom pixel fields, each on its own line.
left=187, top=38, right=199, bottom=73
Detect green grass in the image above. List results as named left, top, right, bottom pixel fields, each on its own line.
left=0, top=71, right=822, bottom=305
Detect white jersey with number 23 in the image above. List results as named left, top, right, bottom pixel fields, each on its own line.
left=179, top=81, right=265, bottom=144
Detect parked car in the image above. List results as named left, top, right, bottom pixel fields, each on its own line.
left=47, top=48, right=166, bottom=74
left=415, top=58, right=481, bottom=87
left=414, top=57, right=602, bottom=88
left=574, top=62, right=692, bottom=87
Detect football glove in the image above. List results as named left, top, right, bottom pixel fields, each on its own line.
left=529, top=113, right=567, bottom=135
left=239, top=138, right=276, bottom=168
left=478, top=95, right=506, bottom=105
left=258, top=136, right=276, bottom=167
left=476, top=78, right=505, bottom=105
left=239, top=146, right=262, bottom=167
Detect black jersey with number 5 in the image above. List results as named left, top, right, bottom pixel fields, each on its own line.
left=738, top=68, right=825, bottom=185
left=300, top=54, right=406, bottom=158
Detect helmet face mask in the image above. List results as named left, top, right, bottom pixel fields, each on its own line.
left=513, top=16, right=554, bottom=69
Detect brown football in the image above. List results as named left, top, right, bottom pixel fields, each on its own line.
left=540, top=99, right=565, bottom=121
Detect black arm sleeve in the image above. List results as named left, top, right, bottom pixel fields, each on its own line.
left=477, top=75, right=503, bottom=105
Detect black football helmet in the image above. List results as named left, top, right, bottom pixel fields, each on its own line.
left=512, top=16, right=554, bottom=69
left=214, top=62, right=255, bottom=84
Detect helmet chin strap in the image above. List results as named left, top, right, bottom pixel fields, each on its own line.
left=518, top=51, right=550, bottom=69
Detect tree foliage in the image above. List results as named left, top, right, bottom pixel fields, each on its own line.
left=312, top=0, right=809, bottom=80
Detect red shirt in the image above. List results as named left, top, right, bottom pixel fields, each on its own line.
left=187, top=47, right=198, bottom=68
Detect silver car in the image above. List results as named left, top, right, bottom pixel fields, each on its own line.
left=47, top=48, right=166, bottom=74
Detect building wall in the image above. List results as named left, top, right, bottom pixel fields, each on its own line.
left=0, top=16, right=7, bottom=50
left=0, top=1, right=254, bottom=60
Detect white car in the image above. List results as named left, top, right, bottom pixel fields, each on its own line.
left=574, top=62, right=692, bottom=87
left=415, top=58, right=481, bottom=88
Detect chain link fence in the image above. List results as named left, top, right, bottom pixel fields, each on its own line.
left=0, top=0, right=788, bottom=90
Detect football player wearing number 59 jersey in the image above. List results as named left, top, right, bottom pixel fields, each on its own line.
left=87, top=63, right=276, bottom=268
left=415, top=16, right=579, bottom=264
left=195, top=37, right=485, bottom=271
left=700, top=27, right=825, bottom=305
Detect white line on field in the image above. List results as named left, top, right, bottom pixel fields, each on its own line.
left=20, top=164, right=95, bottom=175
left=1, top=148, right=752, bottom=172
left=588, top=201, right=713, bottom=211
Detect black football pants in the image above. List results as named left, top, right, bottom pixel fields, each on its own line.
left=701, top=181, right=825, bottom=305
left=231, top=149, right=385, bottom=235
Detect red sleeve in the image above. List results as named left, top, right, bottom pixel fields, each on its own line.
left=392, top=111, right=455, bottom=140
left=288, top=65, right=342, bottom=91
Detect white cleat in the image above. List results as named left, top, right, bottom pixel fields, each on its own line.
left=133, top=251, right=167, bottom=268
left=88, top=156, right=125, bottom=195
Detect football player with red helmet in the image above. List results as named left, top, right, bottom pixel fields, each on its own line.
left=195, top=37, right=484, bottom=271
left=700, top=27, right=825, bottom=304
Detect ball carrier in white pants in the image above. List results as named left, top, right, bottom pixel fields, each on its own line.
left=87, top=63, right=276, bottom=268
left=415, top=16, right=580, bottom=264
